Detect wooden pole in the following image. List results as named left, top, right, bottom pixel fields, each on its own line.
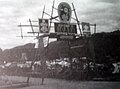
left=41, top=48, right=46, bottom=85
left=88, top=38, right=96, bottom=68
left=42, top=5, right=45, bottom=19
left=20, top=23, right=23, bottom=39
left=50, top=0, right=55, bottom=28
left=72, top=3, right=82, bottom=36
left=94, top=24, right=96, bottom=34
left=26, top=47, right=39, bottom=85
left=29, top=18, right=35, bottom=35
left=68, top=41, right=73, bottom=79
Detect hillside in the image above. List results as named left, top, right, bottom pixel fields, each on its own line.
left=0, top=30, right=120, bottom=63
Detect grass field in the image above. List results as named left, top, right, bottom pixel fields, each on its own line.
left=1, top=76, right=120, bottom=89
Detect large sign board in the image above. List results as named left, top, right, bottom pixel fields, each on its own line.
left=39, top=19, right=49, bottom=33
left=58, top=2, right=72, bottom=23
left=57, top=34, right=75, bottom=41
left=81, top=22, right=91, bottom=36
left=54, top=23, right=77, bottom=34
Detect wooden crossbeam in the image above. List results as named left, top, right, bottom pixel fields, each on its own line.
left=29, top=18, right=35, bottom=35
left=18, top=25, right=38, bottom=27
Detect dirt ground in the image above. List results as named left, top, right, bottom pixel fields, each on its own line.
left=0, top=76, right=120, bottom=89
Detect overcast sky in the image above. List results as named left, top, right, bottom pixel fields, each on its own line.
left=0, top=0, right=120, bottom=50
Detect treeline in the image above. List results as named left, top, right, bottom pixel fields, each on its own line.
left=91, top=30, right=120, bottom=63
left=0, top=30, right=120, bottom=63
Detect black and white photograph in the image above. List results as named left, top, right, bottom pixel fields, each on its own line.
left=0, top=0, right=120, bottom=89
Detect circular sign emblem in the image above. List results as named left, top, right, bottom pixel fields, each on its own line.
left=58, top=2, right=72, bottom=23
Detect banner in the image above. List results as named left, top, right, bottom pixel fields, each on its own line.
left=34, top=40, right=39, bottom=48
left=21, top=53, right=28, bottom=61
left=34, top=37, right=49, bottom=48
left=39, top=19, right=49, bottom=33
left=43, top=36, right=49, bottom=47
left=81, top=22, right=91, bottom=36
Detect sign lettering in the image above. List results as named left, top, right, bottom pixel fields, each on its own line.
left=54, top=23, right=77, bottom=34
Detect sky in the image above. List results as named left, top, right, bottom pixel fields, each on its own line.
left=0, top=0, right=120, bottom=50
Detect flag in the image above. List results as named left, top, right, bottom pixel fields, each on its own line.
left=34, top=37, right=49, bottom=48
left=43, top=36, right=49, bottom=47
left=34, top=40, right=39, bottom=48
left=21, top=53, right=28, bottom=61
